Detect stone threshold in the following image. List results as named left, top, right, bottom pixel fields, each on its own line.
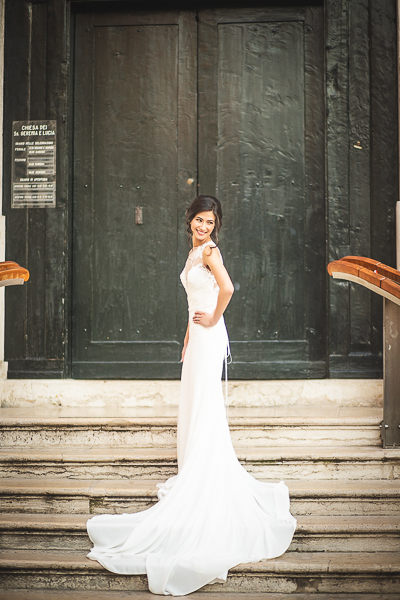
left=0, top=405, right=383, bottom=425
left=0, top=379, right=383, bottom=409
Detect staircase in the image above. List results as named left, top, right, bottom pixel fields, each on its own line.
left=0, top=402, right=399, bottom=599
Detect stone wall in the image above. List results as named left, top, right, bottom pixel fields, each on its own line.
left=0, top=0, right=7, bottom=379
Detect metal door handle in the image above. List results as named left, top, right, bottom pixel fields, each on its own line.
left=135, top=206, right=143, bottom=225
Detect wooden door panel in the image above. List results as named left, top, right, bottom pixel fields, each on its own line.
left=198, top=7, right=325, bottom=377
left=218, top=20, right=305, bottom=342
left=93, top=24, right=178, bottom=344
left=73, top=5, right=325, bottom=380
left=73, top=10, right=197, bottom=378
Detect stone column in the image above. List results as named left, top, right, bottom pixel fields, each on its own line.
left=382, top=0, right=400, bottom=447
left=0, top=0, right=8, bottom=378
left=397, top=202, right=400, bottom=270
left=398, top=1, right=400, bottom=270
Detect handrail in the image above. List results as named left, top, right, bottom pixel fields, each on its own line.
left=0, top=261, right=30, bottom=287
left=327, top=256, right=400, bottom=307
left=327, top=255, right=400, bottom=447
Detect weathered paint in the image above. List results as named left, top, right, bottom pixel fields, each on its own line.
left=327, top=0, right=398, bottom=378
left=198, top=7, right=326, bottom=377
left=72, top=10, right=196, bottom=378
left=2, top=0, right=398, bottom=379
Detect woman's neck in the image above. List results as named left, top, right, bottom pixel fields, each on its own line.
left=192, top=236, right=211, bottom=248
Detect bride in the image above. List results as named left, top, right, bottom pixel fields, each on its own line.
left=86, top=195, right=296, bottom=596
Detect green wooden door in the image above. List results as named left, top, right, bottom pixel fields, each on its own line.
left=198, top=6, right=325, bottom=378
left=72, top=4, right=325, bottom=379
left=72, top=9, right=197, bottom=378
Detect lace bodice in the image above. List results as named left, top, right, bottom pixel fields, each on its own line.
left=180, top=239, right=222, bottom=313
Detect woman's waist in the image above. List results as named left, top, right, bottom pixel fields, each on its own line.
left=186, top=289, right=218, bottom=313
left=188, top=311, right=228, bottom=338
left=188, top=303, right=217, bottom=315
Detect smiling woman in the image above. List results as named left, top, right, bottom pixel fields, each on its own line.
left=183, top=196, right=234, bottom=334
left=86, top=194, right=296, bottom=596
left=185, top=194, right=222, bottom=247
left=191, top=211, right=215, bottom=244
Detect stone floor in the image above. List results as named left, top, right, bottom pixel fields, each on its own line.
left=1, top=403, right=400, bottom=596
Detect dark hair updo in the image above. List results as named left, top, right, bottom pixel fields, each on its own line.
left=186, top=195, right=222, bottom=247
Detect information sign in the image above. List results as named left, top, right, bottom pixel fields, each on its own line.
left=12, top=120, right=56, bottom=208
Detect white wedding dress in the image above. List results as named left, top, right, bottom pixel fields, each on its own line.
left=87, top=239, right=296, bottom=596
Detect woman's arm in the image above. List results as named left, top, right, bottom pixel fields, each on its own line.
left=193, top=246, right=234, bottom=327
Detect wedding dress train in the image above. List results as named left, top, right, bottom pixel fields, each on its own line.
left=87, top=239, right=296, bottom=596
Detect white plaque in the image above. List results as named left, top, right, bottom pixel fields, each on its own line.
left=12, top=120, right=56, bottom=208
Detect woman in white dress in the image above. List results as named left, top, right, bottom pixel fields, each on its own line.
left=86, top=195, right=296, bottom=596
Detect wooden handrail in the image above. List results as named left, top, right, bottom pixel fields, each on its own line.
left=327, top=256, right=400, bottom=306
left=0, top=261, right=29, bottom=287
left=0, top=261, right=21, bottom=270
left=327, top=255, right=400, bottom=447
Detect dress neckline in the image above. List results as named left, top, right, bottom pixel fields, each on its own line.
left=190, top=238, right=214, bottom=255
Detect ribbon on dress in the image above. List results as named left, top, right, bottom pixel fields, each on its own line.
left=224, top=338, right=232, bottom=420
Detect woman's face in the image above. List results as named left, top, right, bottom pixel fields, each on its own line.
left=190, top=211, right=215, bottom=244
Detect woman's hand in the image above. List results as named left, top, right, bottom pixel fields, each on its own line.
left=193, top=311, right=215, bottom=328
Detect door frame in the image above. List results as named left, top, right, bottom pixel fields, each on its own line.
left=67, top=0, right=328, bottom=379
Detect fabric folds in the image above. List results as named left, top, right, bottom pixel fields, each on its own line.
left=87, top=239, right=296, bottom=596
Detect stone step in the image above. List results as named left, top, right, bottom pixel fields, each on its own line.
left=1, top=478, right=399, bottom=517
left=0, top=407, right=383, bottom=448
left=0, top=446, right=399, bottom=480
left=0, top=513, right=399, bottom=553
left=1, top=593, right=399, bottom=600
left=0, top=550, right=399, bottom=594
left=0, top=378, right=383, bottom=409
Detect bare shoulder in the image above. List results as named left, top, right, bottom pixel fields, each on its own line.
left=203, top=243, right=221, bottom=260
